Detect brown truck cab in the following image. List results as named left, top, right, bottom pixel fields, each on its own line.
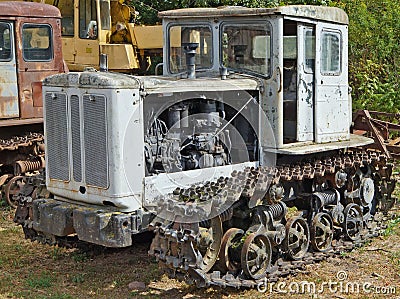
left=0, top=2, right=67, bottom=204
left=0, top=1, right=66, bottom=129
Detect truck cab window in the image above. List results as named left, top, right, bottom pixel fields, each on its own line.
left=0, top=22, right=11, bottom=61
left=221, top=23, right=271, bottom=78
left=22, top=24, right=53, bottom=61
left=168, top=25, right=212, bottom=74
left=79, top=0, right=97, bottom=39
left=321, top=30, right=341, bottom=75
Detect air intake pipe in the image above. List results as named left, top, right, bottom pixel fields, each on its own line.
left=183, top=43, right=199, bottom=79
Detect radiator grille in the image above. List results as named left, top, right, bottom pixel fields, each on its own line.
left=45, top=92, right=69, bottom=181
left=83, top=94, right=108, bottom=188
left=70, top=95, right=82, bottom=182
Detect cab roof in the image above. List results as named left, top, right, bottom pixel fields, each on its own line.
left=0, top=1, right=61, bottom=18
left=159, top=5, right=348, bottom=25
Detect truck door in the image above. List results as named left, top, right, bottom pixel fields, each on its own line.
left=0, top=21, right=19, bottom=119
left=296, top=24, right=315, bottom=142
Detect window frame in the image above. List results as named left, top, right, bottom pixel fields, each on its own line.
left=320, top=29, right=342, bottom=76
left=166, top=23, right=214, bottom=75
left=22, top=23, right=53, bottom=62
left=219, top=20, right=273, bottom=79
left=79, top=0, right=98, bottom=39
left=100, top=0, right=111, bottom=31
left=303, top=27, right=315, bottom=74
left=0, top=21, right=13, bottom=62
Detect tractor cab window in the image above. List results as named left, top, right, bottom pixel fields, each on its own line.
left=168, top=25, right=212, bottom=74
left=321, top=30, right=341, bottom=75
left=79, top=0, right=97, bottom=39
left=221, top=23, right=271, bottom=78
left=0, top=22, right=12, bottom=61
left=22, top=24, right=53, bottom=61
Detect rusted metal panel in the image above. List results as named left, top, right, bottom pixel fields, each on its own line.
left=0, top=2, right=61, bottom=18
left=352, top=110, right=400, bottom=159
left=14, top=17, right=66, bottom=119
left=32, top=81, right=42, bottom=107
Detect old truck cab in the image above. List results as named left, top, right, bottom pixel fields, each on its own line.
left=0, top=1, right=65, bottom=131
left=0, top=1, right=66, bottom=207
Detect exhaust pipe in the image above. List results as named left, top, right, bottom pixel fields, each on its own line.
left=183, top=43, right=199, bottom=79
left=100, top=53, right=108, bottom=72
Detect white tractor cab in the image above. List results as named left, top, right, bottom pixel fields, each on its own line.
left=23, top=6, right=373, bottom=248
left=161, top=6, right=362, bottom=148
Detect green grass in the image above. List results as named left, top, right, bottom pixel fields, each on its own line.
left=26, top=272, right=54, bottom=289
left=383, top=215, right=400, bottom=236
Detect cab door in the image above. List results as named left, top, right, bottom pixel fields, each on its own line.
left=73, top=0, right=99, bottom=69
left=296, top=24, right=315, bottom=142
left=314, top=23, right=349, bottom=143
left=0, top=21, right=19, bottom=119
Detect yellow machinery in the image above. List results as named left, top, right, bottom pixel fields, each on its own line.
left=5, top=0, right=163, bottom=72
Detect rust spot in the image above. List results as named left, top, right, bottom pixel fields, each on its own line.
left=32, top=81, right=43, bottom=107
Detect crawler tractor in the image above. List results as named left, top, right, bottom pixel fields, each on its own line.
left=14, top=5, right=396, bottom=288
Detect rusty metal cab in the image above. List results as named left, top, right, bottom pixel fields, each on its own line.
left=0, top=2, right=65, bottom=126
left=0, top=2, right=66, bottom=204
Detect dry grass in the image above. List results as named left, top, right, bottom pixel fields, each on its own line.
left=0, top=204, right=399, bottom=299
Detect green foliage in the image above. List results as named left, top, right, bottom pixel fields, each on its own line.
left=71, top=273, right=85, bottom=284
left=383, top=216, right=400, bottom=237
left=71, top=251, right=89, bottom=263
left=339, top=0, right=400, bottom=112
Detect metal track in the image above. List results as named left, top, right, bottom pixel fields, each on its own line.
left=0, top=132, right=44, bottom=152
left=149, top=149, right=396, bottom=288
left=158, top=215, right=388, bottom=288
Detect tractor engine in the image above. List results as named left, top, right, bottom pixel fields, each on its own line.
left=144, top=99, right=230, bottom=173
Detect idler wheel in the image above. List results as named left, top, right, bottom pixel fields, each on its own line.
left=218, top=228, right=244, bottom=272
left=240, top=231, right=272, bottom=279
left=4, top=176, right=24, bottom=208
left=343, top=203, right=363, bottom=241
left=284, top=216, right=310, bottom=260
left=311, top=212, right=333, bottom=252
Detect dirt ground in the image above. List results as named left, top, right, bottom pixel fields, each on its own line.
left=0, top=203, right=399, bottom=299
